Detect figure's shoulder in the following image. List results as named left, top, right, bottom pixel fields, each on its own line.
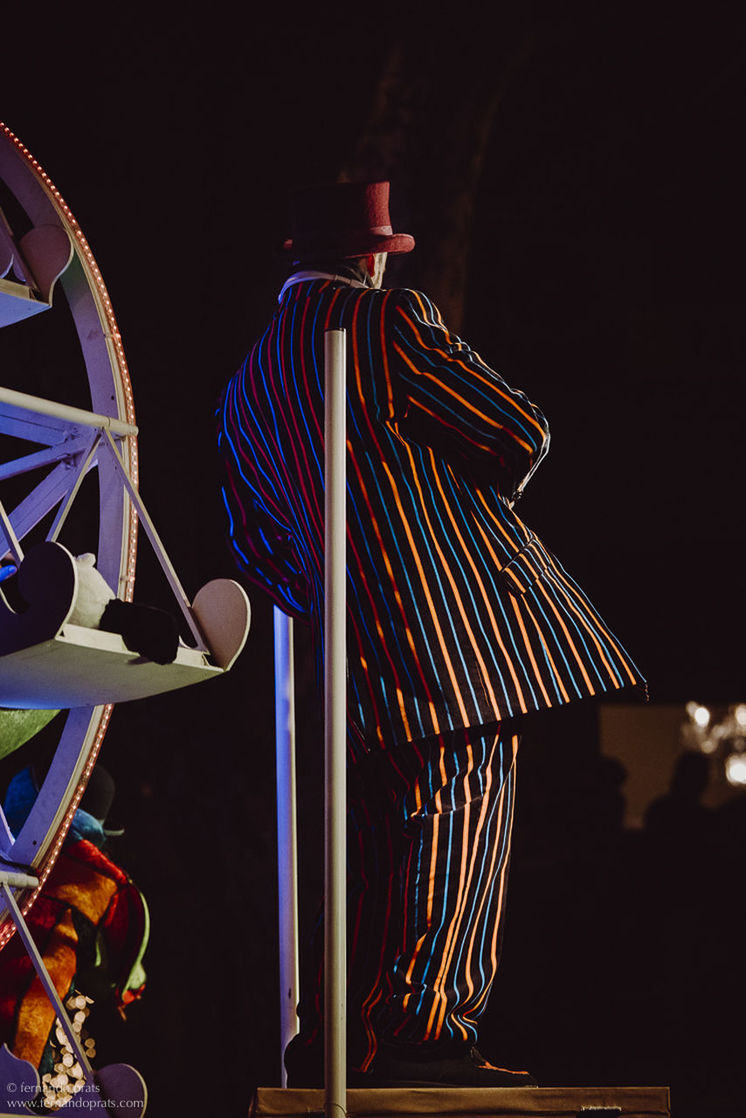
left=380, top=285, right=425, bottom=306
left=337, top=286, right=434, bottom=338
left=276, top=282, right=440, bottom=336
left=380, top=286, right=447, bottom=332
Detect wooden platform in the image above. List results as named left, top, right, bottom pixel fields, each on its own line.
left=252, top=1085, right=671, bottom=1118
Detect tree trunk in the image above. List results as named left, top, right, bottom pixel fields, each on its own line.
left=340, top=17, right=535, bottom=332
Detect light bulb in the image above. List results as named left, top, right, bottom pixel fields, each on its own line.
left=725, top=752, right=746, bottom=787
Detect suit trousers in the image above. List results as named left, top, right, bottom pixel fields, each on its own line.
left=295, top=722, right=519, bottom=1074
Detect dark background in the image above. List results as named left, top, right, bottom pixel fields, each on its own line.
left=2, top=5, right=745, bottom=1116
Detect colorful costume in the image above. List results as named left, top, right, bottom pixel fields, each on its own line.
left=0, top=770, right=147, bottom=1090
left=217, top=183, right=644, bottom=1082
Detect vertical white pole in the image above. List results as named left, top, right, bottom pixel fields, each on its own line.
left=274, top=606, right=299, bottom=1087
left=324, top=329, right=347, bottom=1117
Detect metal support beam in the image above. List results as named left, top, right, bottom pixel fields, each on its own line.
left=0, top=386, right=137, bottom=438
left=100, top=430, right=207, bottom=650
left=324, top=329, right=347, bottom=1118
left=274, top=606, right=299, bottom=1087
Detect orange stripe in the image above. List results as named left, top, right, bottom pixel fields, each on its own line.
left=425, top=742, right=500, bottom=1040
left=346, top=298, right=444, bottom=736
left=375, top=449, right=469, bottom=725
left=402, top=809, right=442, bottom=998
left=359, top=988, right=384, bottom=1071
left=467, top=513, right=554, bottom=707
left=425, top=454, right=528, bottom=712
left=403, top=749, right=448, bottom=1018
left=393, top=338, right=535, bottom=455
left=378, top=308, right=463, bottom=683
left=474, top=487, right=531, bottom=548
left=432, top=767, right=496, bottom=1041
left=404, top=295, right=546, bottom=440
left=519, top=595, right=572, bottom=703
left=397, top=443, right=518, bottom=727
left=460, top=751, right=505, bottom=1013
left=350, top=452, right=443, bottom=736
left=505, top=597, right=553, bottom=706
left=322, top=283, right=345, bottom=328
left=466, top=734, right=518, bottom=1020
left=407, top=396, right=495, bottom=455
left=348, top=296, right=429, bottom=740
left=350, top=462, right=415, bottom=741
left=544, top=558, right=640, bottom=685
left=473, top=490, right=621, bottom=698
left=534, top=579, right=596, bottom=693
left=546, top=573, right=624, bottom=682
left=472, top=498, right=573, bottom=700
left=379, top=290, right=397, bottom=421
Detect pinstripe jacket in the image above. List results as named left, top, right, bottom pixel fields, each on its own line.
left=218, top=277, right=644, bottom=755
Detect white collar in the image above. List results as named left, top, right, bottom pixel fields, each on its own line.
left=278, top=269, right=370, bottom=303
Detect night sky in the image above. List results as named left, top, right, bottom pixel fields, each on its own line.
left=2, top=7, right=745, bottom=1116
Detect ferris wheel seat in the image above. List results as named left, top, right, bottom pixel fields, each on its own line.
left=0, top=222, right=73, bottom=326
left=0, top=275, right=51, bottom=326
left=0, top=624, right=232, bottom=708
left=0, top=543, right=251, bottom=708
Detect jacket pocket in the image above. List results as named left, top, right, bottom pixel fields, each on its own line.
left=500, top=534, right=554, bottom=597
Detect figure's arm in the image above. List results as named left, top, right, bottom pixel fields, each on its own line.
left=217, top=424, right=310, bottom=619
left=387, top=289, right=550, bottom=500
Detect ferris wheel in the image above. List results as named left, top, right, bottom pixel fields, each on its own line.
left=0, top=122, right=250, bottom=1113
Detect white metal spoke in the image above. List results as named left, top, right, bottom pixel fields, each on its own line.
left=101, top=430, right=207, bottom=648
left=0, top=496, right=23, bottom=562
left=0, top=386, right=136, bottom=438
left=46, top=431, right=100, bottom=543
left=0, top=409, right=77, bottom=447
left=0, top=434, right=92, bottom=481
left=1, top=461, right=78, bottom=555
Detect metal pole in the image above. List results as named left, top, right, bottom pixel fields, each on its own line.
left=0, top=386, right=137, bottom=437
left=324, top=329, right=346, bottom=1117
left=274, top=606, right=299, bottom=1087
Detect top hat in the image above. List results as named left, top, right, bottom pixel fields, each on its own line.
left=284, top=181, right=415, bottom=259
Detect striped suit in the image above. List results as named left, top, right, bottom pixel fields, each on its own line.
left=217, top=276, right=644, bottom=1075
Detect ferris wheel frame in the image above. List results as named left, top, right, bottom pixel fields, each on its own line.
left=0, top=121, right=138, bottom=945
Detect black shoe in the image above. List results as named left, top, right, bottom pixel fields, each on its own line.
left=371, top=1045, right=538, bottom=1088
left=284, top=1035, right=372, bottom=1088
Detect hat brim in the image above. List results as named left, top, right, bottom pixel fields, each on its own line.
left=283, top=232, right=415, bottom=258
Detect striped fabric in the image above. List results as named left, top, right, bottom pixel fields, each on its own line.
left=218, top=278, right=645, bottom=759
left=300, top=724, right=517, bottom=1071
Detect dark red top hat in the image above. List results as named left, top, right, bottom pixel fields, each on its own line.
left=284, top=181, right=414, bottom=259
